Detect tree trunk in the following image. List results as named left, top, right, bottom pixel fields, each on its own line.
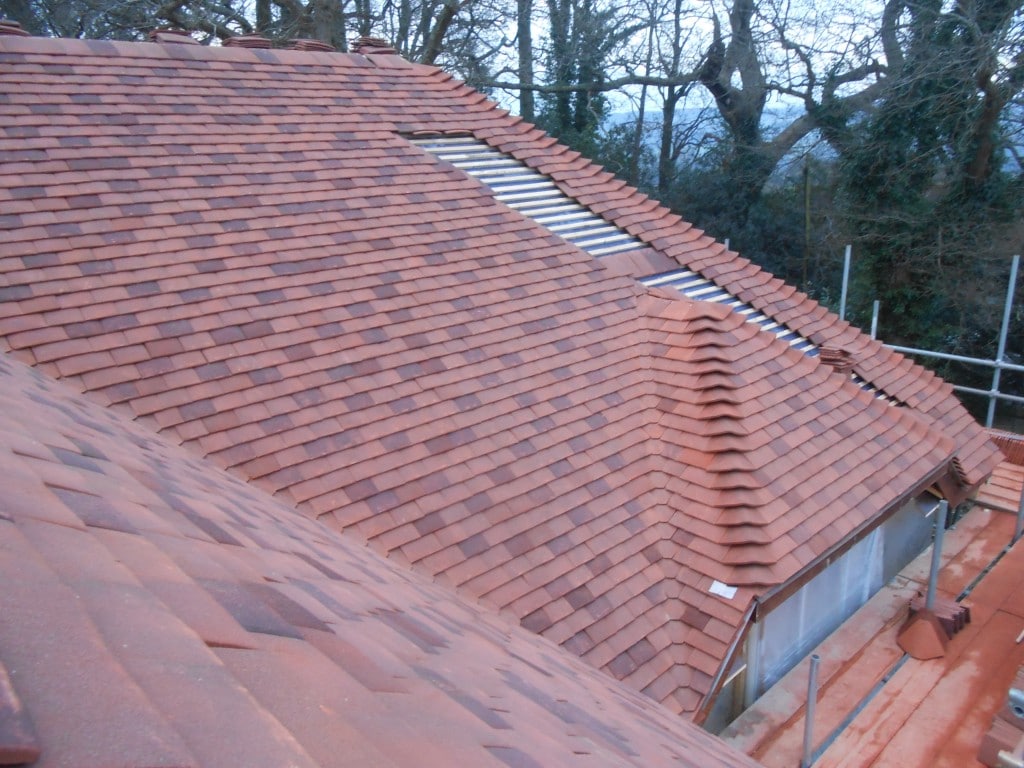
left=658, top=88, right=681, bottom=194
left=546, top=0, right=574, bottom=135
left=628, top=11, right=655, bottom=186
left=964, top=75, right=1003, bottom=187
left=310, top=0, right=339, bottom=45
left=353, top=0, right=373, bottom=36
left=517, top=0, right=535, bottom=122
left=420, top=0, right=460, bottom=65
left=256, top=0, right=272, bottom=32
left=397, top=0, right=413, bottom=56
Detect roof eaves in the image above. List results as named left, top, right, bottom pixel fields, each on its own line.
left=754, top=446, right=955, bottom=620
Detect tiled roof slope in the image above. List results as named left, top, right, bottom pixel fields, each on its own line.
left=476, top=165, right=1001, bottom=495
left=510, top=293, right=960, bottom=714
left=0, top=34, right=994, bottom=717
left=0, top=352, right=761, bottom=768
left=600, top=295, right=960, bottom=704
left=641, top=295, right=956, bottom=588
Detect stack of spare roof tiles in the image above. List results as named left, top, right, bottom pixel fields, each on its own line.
left=0, top=27, right=1003, bottom=758
left=222, top=33, right=274, bottom=49
left=991, top=430, right=1024, bottom=467
left=976, top=430, right=1024, bottom=517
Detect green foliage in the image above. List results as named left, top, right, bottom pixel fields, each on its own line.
left=587, top=119, right=658, bottom=187
left=536, top=0, right=638, bottom=149
left=667, top=150, right=842, bottom=303
left=836, top=1, right=1024, bottom=357
left=0, top=0, right=163, bottom=39
left=536, top=89, right=609, bottom=159
left=831, top=0, right=1024, bottom=427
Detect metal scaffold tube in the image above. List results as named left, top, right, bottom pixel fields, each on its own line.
left=926, top=500, right=949, bottom=612
left=839, top=245, right=851, bottom=322
left=871, top=254, right=1021, bottom=425
left=1014, top=482, right=1024, bottom=545
left=800, top=654, right=821, bottom=768
left=988, top=254, right=1020, bottom=428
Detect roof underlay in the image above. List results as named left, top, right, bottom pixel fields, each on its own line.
left=0, top=32, right=1003, bottom=742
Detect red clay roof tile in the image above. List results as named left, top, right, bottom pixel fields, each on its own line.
left=0, top=34, right=1000, bottom=737
left=0, top=352, right=773, bottom=765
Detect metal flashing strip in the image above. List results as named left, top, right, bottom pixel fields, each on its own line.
left=642, top=268, right=894, bottom=402
left=410, top=136, right=646, bottom=258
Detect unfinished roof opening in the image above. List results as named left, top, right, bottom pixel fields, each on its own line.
left=410, top=136, right=896, bottom=404
left=410, top=135, right=648, bottom=258
left=643, top=268, right=898, bottom=403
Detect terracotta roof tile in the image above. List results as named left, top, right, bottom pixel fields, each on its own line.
left=0, top=352, right=772, bottom=765
left=640, top=295, right=956, bottom=588
left=0, top=34, right=999, bottom=732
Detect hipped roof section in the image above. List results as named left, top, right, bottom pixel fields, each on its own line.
left=641, top=295, right=957, bottom=587
left=0, top=34, right=1001, bottom=719
left=0, top=353, right=761, bottom=768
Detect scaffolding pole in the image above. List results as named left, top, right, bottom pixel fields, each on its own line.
left=872, top=255, right=1022, bottom=425
left=988, top=254, right=1020, bottom=428
left=926, top=500, right=949, bottom=612
left=800, top=654, right=822, bottom=768
left=1014, top=483, right=1024, bottom=545
left=839, top=245, right=851, bottom=322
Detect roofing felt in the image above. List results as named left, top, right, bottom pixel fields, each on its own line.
left=0, top=33, right=1002, bottom=720
left=0, top=352, right=760, bottom=768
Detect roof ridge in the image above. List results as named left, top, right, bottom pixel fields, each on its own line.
left=0, top=32, right=433, bottom=72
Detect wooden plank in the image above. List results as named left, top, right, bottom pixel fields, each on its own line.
left=749, top=589, right=914, bottom=768
left=820, top=537, right=1024, bottom=767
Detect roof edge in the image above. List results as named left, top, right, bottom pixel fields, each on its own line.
left=752, top=455, right=956, bottom=619
left=692, top=597, right=758, bottom=726
left=0, top=33, right=428, bottom=71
